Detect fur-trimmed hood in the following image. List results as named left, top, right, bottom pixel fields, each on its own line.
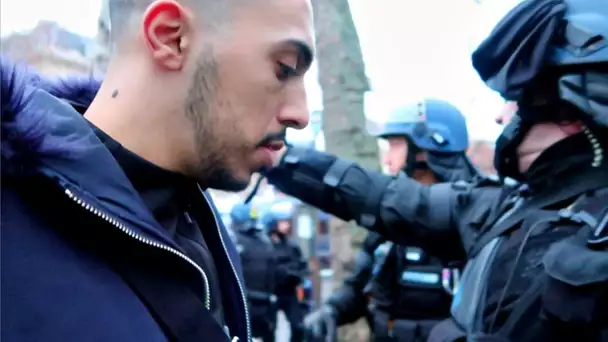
left=1, top=56, right=101, bottom=175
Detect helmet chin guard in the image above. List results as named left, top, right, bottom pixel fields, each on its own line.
left=494, top=114, right=531, bottom=180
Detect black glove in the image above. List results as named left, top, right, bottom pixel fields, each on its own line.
left=304, top=305, right=338, bottom=342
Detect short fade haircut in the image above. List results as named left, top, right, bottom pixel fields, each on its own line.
left=107, top=0, right=236, bottom=50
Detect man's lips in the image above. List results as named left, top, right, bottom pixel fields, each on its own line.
left=261, top=141, right=285, bottom=152
left=255, top=141, right=285, bottom=167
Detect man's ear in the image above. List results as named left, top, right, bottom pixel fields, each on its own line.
left=142, top=0, right=192, bottom=71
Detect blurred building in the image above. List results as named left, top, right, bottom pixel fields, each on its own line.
left=1, top=20, right=107, bottom=77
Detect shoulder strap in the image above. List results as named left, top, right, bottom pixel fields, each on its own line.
left=495, top=272, right=546, bottom=339
left=559, top=187, right=608, bottom=249
left=470, top=171, right=608, bottom=258
left=495, top=187, right=608, bottom=339
left=588, top=210, right=608, bottom=248
left=428, top=182, right=457, bottom=230
left=580, top=188, right=608, bottom=249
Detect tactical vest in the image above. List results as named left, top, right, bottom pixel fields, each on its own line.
left=495, top=189, right=608, bottom=342
left=366, top=240, right=464, bottom=342
left=431, top=185, right=608, bottom=342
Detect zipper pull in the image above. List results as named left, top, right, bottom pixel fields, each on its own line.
left=224, top=325, right=235, bottom=341
left=184, top=212, right=193, bottom=224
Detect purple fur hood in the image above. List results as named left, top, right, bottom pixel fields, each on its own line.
left=1, top=56, right=102, bottom=175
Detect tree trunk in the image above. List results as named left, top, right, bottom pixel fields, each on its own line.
left=312, top=0, right=380, bottom=340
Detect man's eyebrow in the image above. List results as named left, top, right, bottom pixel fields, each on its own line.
left=283, top=39, right=314, bottom=71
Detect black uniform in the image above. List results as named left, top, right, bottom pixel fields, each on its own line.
left=232, top=226, right=278, bottom=342
left=265, top=133, right=608, bottom=341
left=326, top=232, right=384, bottom=327
left=272, top=235, right=308, bottom=342
left=300, top=150, right=475, bottom=341
left=486, top=212, right=608, bottom=342
left=91, top=124, right=227, bottom=327
left=325, top=229, right=465, bottom=341
left=368, top=243, right=464, bottom=341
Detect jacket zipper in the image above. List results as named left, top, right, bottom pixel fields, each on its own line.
left=201, top=189, right=251, bottom=342
left=63, top=188, right=211, bottom=310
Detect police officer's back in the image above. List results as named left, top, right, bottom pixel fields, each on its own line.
left=230, top=204, right=278, bottom=342
left=264, top=202, right=309, bottom=342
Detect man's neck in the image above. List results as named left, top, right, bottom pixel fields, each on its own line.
left=84, top=89, right=186, bottom=176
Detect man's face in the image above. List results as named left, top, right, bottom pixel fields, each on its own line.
left=143, top=0, right=314, bottom=191
left=382, top=136, right=437, bottom=183
left=277, top=220, right=292, bottom=235
left=383, top=136, right=409, bottom=176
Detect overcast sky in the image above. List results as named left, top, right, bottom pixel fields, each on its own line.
left=1, top=0, right=520, bottom=141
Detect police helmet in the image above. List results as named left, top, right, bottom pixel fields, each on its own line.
left=230, top=203, right=257, bottom=230
left=261, top=201, right=295, bottom=233
left=268, top=201, right=295, bottom=223
left=550, top=0, right=608, bottom=67
left=368, top=99, right=479, bottom=181
left=258, top=210, right=273, bottom=232
left=472, top=0, right=608, bottom=179
left=549, top=0, right=608, bottom=128
left=369, top=99, right=469, bottom=154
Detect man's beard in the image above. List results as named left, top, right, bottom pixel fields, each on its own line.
left=184, top=51, right=250, bottom=192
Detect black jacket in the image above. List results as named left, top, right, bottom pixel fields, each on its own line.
left=264, top=147, right=502, bottom=256
left=326, top=232, right=385, bottom=325
left=232, top=228, right=279, bottom=319
left=272, top=236, right=308, bottom=295
left=0, top=58, right=250, bottom=342
left=265, top=139, right=608, bottom=341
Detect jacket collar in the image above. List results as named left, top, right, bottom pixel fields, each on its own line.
left=34, top=88, right=184, bottom=249
left=1, top=57, right=193, bottom=249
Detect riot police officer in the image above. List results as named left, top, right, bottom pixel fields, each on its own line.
left=263, top=202, right=309, bottom=342
left=230, top=203, right=278, bottom=342
left=305, top=99, right=480, bottom=342
left=263, top=0, right=608, bottom=340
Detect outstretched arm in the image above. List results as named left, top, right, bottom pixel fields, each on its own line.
left=265, top=146, right=466, bottom=251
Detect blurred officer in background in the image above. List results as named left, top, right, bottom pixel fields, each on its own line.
left=230, top=203, right=278, bottom=342
left=305, top=99, right=482, bottom=342
left=264, top=202, right=309, bottom=342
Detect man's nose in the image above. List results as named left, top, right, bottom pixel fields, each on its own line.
left=382, top=153, right=392, bottom=168
left=278, top=82, right=309, bottom=130
left=496, top=101, right=517, bottom=126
